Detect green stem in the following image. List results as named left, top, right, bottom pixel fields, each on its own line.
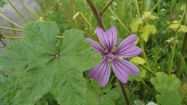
left=169, top=7, right=186, bottom=74
left=134, top=0, right=152, bottom=76
left=56, top=36, right=63, bottom=39
left=80, top=13, right=93, bottom=29
left=109, top=7, right=131, bottom=33
left=2, top=34, right=64, bottom=39
left=129, top=83, right=139, bottom=96
left=100, top=0, right=114, bottom=15
left=0, top=12, right=23, bottom=29
left=0, top=26, right=23, bottom=32
left=176, top=1, right=187, bottom=76
left=2, top=34, right=24, bottom=39
left=140, top=65, right=156, bottom=76
left=135, top=0, right=141, bottom=17
left=20, top=0, right=39, bottom=18
left=6, top=0, right=27, bottom=22
left=140, top=40, right=151, bottom=69
left=151, top=0, right=162, bottom=12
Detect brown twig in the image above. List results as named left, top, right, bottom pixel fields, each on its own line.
left=99, top=0, right=114, bottom=16
left=86, top=0, right=104, bottom=29
left=118, top=80, right=130, bottom=105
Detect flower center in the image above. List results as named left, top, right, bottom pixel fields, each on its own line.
left=106, top=53, right=114, bottom=59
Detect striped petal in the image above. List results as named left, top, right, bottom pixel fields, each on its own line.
left=88, top=58, right=110, bottom=87
left=96, top=27, right=117, bottom=52
left=86, top=38, right=106, bottom=55
left=112, top=58, right=139, bottom=84
left=113, top=34, right=142, bottom=58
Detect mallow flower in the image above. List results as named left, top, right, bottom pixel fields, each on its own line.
left=86, top=27, right=142, bottom=87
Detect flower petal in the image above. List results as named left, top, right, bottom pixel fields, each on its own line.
left=106, top=27, right=117, bottom=51
left=88, top=58, right=110, bottom=87
left=96, top=27, right=117, bottom=51
left=113, top=34, right=142, bottom=58
left=112, top=58, right=139, bottom=83
left=86, top=38, right=106, bottom=55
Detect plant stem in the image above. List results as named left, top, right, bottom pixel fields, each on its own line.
left=20, top=0, right=39, bottom=18
left=1, top=34, right=63, bottom=39
left=140, top=65, right=156, bottom=76
left=2, top=34, right=24, bottom=39
left=118, top=80, right=130, bottom=105
left=0, top=26, right=23, bottom=32
left=135, top=0, right=140, bottom=17
left=0, top=12, right=23, bottom=29
left=169, top=6, right=186, bottom=74
left=151, top=0, right=162, bottom=12
left=140, top=40, right=151, bottom=70
left=109, top=7, right=131, bottom=33
left=80, top=12, right=93, bottom=29
left=6, top=0, right=27, bottom=22
left=176, top=1, right=187, bottom=76
left=86, top=0, right=104, bottom=29
left=100, top=0, right=114, bottom=16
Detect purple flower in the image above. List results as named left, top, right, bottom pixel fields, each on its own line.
left=86, top=27, right=142, bottom=87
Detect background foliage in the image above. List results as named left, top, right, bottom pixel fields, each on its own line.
left=0, top=0, right=187, bottom=105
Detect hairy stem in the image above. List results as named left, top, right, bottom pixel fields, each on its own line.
left=6, top=0, right=27, bottom=22
left=20, top=0, right=39, bottom=18
left=86, top=0, right=104, bottom=29
left=135, top=0, right=140, bottom=17
left=118, top=80, right=130, bottom=105
left=176, top=1, right=187, bottom=76
left=0, top=12, right=23, bottom=29
left=100, top=0, right=114, bottom=16
left=151, top=0, right=162, bottom=12
left=109, top=7, right=131, bottom=33
left=1, top=34, right=63, bottom=39
left=169, top=5, right=186, bottom=74
left=80, top=12, right=93, bottom=28
left=0, top=26, right=23, bottom=32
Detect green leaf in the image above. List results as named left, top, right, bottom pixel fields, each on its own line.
left=86, top=81, right=120, bottom=105
left=143, top=11, right=158, bottom=20
left=51, top=29, right=101, bottom=105
left=140, top=24, right=156, bottom=42
left=130, top=57, right=145, bottom=65
left=129, top=67, right=146, bottom=81
left=168, top=23, right=180, bottom=30
left=179, top=25, right=187, bottom=32
left=13, top=62, right=58, bottom=105
left=150, top=72, right=182, bottom=105
left=130, top=18, right=143, bottom=33
left=53, top=66, right=87, bottom=105
left=0, top=21, right=60, bottom=105
left=156, top=90, right=181, bottom=105
left=60, top=29, right=101, bottom=71
left=150, top=72, right=181, bottom=93
left=0, top=41, right=31, bottom=72
left=0, top=21, right=101, bottom=105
